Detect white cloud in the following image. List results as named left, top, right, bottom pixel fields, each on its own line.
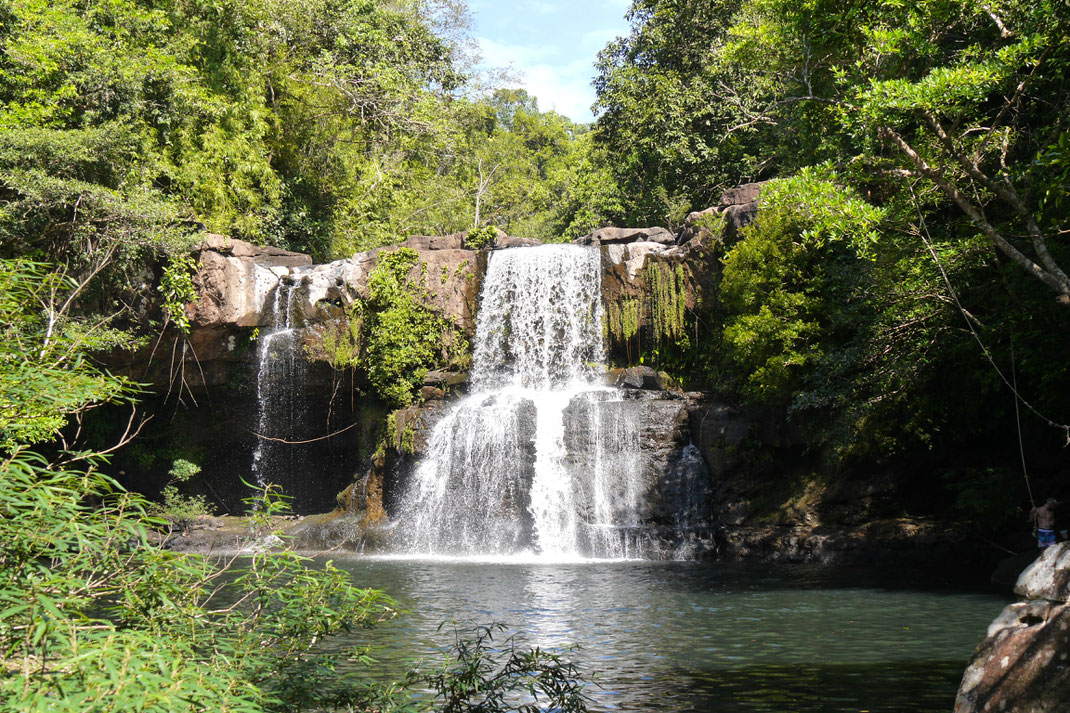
left=521, top=63, right=596, bottom=121
left=477, top=36, right=559, bottom=67
left=472, top=2, right=631, bottom=124
left=528, top=0, right=559, bottom=14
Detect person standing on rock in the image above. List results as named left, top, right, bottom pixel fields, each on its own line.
left=1030, top=498, right=1058, bottom=549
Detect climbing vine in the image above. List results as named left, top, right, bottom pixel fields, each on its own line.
left=604, top=296, right=642, bottom=362
left=646, top=261, right=689, bottom=346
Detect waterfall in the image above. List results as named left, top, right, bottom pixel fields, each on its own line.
left=251, top=282, right=308, bottom=493
left=397, top=245, right=654, bottom=559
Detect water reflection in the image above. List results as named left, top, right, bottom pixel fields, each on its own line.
left=327, top=559, right=1008, bottom=713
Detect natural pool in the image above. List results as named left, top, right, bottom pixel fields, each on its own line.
left=320, top=558, right=1009, bottom=713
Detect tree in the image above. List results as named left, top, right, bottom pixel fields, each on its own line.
left=702, top=0, right=1070, bottom=304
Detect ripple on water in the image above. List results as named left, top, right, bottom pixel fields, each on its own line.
left=320, top=558, right=1008, bottom=713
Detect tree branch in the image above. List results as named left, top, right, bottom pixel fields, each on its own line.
left=881, top=126, right=1070, bottom=302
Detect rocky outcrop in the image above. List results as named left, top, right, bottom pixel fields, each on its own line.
left=188, top=234, right=312, bottom=328
left=678, top=181, right=765, bottom=246
left=188, top=233, right=481, bottom=335
left=956, top=543, right=1070, bottom=712
left=577, top=226, right=676, bottom=246
left=605, top=366, right=678, bottom=391
left=712, top=520, right=978, bottom=565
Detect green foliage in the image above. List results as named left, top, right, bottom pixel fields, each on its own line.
left=169, top=457, right=201, bottom=483
left=593, top=0, right=755, bottom=226
left=464, top=225, right=498, bottom=249
left=719, top=171, right=881, bottom=402
left=0, top=450, right=407, bottom=713
left=315, top=247, right=468, bottom=407
left=159, top=253, right=198, bottom=333
left=0, top=259, right=134, bottom=448
left=366, top=249, right=461, bottom=406
left=309, top=306, right=365, bottom=370
left=942, top=467, right=1023, bottom=535
left=154, top=484, right=214, bottom=523
left=412, top=623, right=590, bottom=713
left=605, top=297, right=642, bottom=344
left=646, top=261, right=689, bottom=346
left=0, top=0, right=615, bottom=273
left=148, top=458, right=214, bottom=525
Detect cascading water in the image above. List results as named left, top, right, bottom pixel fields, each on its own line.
left=397, top=244, right=656, bottom=559
left=251, top=282, right=308, bottom=492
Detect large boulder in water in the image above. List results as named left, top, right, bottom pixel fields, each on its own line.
left=956, top=543, right=1070, bottom=712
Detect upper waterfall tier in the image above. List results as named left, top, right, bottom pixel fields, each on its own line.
left=471, top=245, right=604, bottom=391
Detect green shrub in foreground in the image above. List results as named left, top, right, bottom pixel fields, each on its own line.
left=0, top=450, right=589, bottom=712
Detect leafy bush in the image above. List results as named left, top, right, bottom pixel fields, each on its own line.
left=363, top=249, right=469, bottom=407
left=160, top=254, right=199, bottom=333
left=148, top=458, right=214, bottom=527
left=0, top=449, right=403, bottom=712
left=0, top=260, right=135, bottom=448
left=464, top=225, right=499, bottom=249
left=412, top=623, right=590, bottom=713
left=719, top=169, right=882, bottom=402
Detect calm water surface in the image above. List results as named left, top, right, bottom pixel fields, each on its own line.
left=323, top=557, right=1008, bottom=713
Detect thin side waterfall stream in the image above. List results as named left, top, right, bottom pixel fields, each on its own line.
left=320, top=559, right=1010, bottom=713
left=396, top=244, right=654, bottom=559
left=251, top=282, right=308, bottom=493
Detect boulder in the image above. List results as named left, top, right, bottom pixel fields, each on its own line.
left=677, top=181, right=766, bottom=246
left=723, top=201, right=760, bottom=238
left=678, top=207, right=722, bottom=247
left=576, top=226, right=675, bottom=246
left=719, top=182, right=764, bottom=205
left=604, top=241, right=679, bottom=279
left=401, top=234, right=464, bottom=251
left=1015, top=542, right=1070, bottom=601
left=494, top=236, right=543, bottom=248
left=423, top=370, right=469, bottom=389
left=190, top=240, right=481, bottom=334
left=956, top=543, right=1070, bottom=712
left=606, top=366, right=677, bottom=391
left=561, top=390, right=702, bottom=525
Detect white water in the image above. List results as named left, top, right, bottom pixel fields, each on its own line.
left=251, top=283, right=304, bottom=490
left=398, top=245, right=654, bottom=559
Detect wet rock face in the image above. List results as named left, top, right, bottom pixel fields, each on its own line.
left=605, top=366, right=677, bottom=391
left=562, top=390, right=706, bottom=528
left=956, top=542, right=1070, bottom=712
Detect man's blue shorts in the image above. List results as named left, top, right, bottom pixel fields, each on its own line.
left=1038, top=528, right=1056, bottom=548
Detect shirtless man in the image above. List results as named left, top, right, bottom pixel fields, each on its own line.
left=1031, top=498, right=1058, bottom=549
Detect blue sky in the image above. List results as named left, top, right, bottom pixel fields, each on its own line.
left=469, top=0, right=632, bottom=123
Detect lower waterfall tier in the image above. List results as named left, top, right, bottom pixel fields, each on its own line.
left=395, top=386, right=711, bottom=560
